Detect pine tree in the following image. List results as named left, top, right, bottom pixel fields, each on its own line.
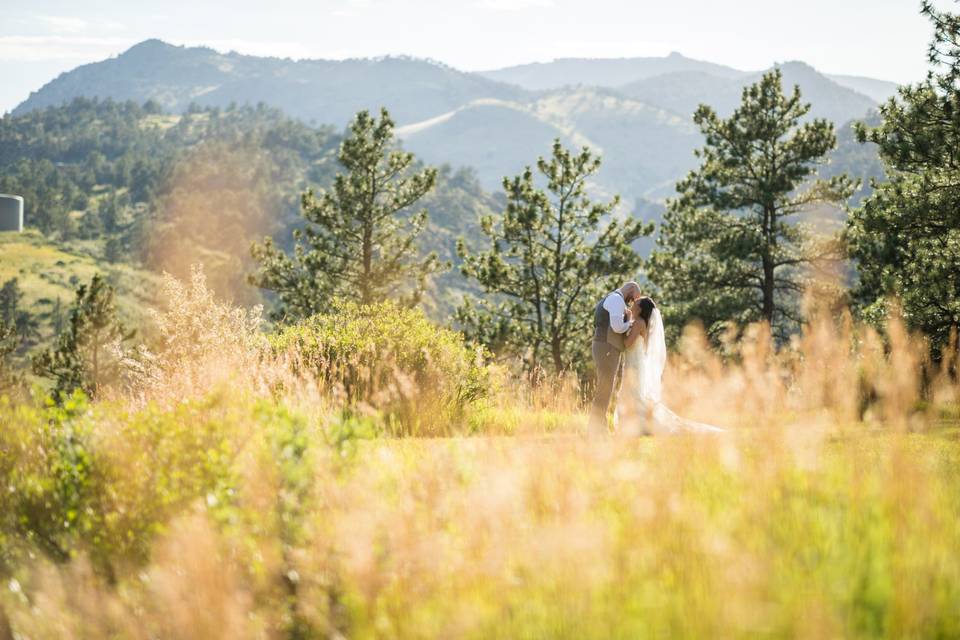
left=647, top=70, right=854, bottom=342
left=33, top=274, right=134, bottom=400
left=97, top=190, right=122, bottom=234
left=250, top=108, right=442, bottom=320
left=457, top=139, right=651, bottom=376
left=0, top=280, right=24, bottom=395
left=0, top=318, right=20, bottom=395
left=104, top=237, right=124, bottom=264
left=0, top=278, right=23, bottom=326
left=0, top=278, right=39, bottom=346
left=848, top=2, right=960, bottom=353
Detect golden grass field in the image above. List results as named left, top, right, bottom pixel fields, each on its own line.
left=1, top=269, right=958, bottom=638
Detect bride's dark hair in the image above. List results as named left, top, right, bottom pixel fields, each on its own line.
left=636, top=297, right=657, bottom=325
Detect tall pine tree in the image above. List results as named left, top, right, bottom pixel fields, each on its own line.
left=647, top=70, right=854, bottom=342
left=848, top=2, right=960, bottom=353
left=457, top=139, right=651, bottom=376
left=251, top=108, right=441, bottom=319
left=33, top=274, right=134, bottom=401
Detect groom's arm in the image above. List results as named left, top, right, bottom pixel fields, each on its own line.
left=603, top=295, right=633, bottom=334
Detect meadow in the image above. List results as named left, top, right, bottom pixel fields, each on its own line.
left=1, top=269, right=958, bottom=639
left=0, top=230, right=161, bottom=353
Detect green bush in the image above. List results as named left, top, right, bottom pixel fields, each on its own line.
left=0, top=391, right=242, bottom=579
left=270, top=300, right=493, bottom=436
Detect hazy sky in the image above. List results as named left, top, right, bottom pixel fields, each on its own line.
left=1, top=0, right=951, bottom=113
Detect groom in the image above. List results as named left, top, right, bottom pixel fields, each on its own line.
left=587, top=281, right=641, bottom=434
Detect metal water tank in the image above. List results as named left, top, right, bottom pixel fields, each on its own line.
left=0, top=195, right=23, bottom=232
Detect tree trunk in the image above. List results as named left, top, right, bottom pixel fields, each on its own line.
left=551, top=334, right=563, bottom=373
left=762, top=254, right=775, bottom=324
left=762, top=205, right=776, bottom=325
left=92, top=330, right=100, bottom=396
left=361, top=224, right=373, bottom=304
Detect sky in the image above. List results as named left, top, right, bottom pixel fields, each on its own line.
left=1, top=0, right=952, bottom=114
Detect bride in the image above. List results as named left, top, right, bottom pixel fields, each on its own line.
left=615, top=297, right=724, bottom=435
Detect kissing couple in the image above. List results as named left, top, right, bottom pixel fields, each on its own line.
left=588, top=282, right=724, bottom=436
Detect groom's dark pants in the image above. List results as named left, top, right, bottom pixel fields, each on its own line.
left=588, top=341, right=622, bottom=434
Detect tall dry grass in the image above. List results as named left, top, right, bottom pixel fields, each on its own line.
left=1, top=270, right=958, bottom=638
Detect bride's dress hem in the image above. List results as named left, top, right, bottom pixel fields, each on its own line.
left=615, top=308, right=725, bottom=436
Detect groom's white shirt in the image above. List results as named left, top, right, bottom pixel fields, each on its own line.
left=602, top=292, right=633, bottom=334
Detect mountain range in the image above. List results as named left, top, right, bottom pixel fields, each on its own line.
left=479, top=53, right=898, bottom=103
left=14, top=39, right=893, bottom=204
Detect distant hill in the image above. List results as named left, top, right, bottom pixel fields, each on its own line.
left=397, top=88, right=699, bottom=201
left=10, top=41, right=890, bottom=248
left=603, top=61, right=877, bottom=126
left=477, top=52, right=745, bottom=90
left=826, top=74, right=900, bottom=104
left=14, top=39, right=528, bottom=126
left=617, top=71, right=745, bottom=122
left=479, top=54, right=899, bottom=105
left=16, top=41, right=894, bottom=133
left=397, top=99, right=573, bottom=189
left=0, top=98, right=499, bottom=317
left=397, top=64, right=877, bottom=201
left=0, top=229, right=162, bottom=355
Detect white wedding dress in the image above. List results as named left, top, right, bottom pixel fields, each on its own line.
left=615, top=308, right=724, bottom=435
